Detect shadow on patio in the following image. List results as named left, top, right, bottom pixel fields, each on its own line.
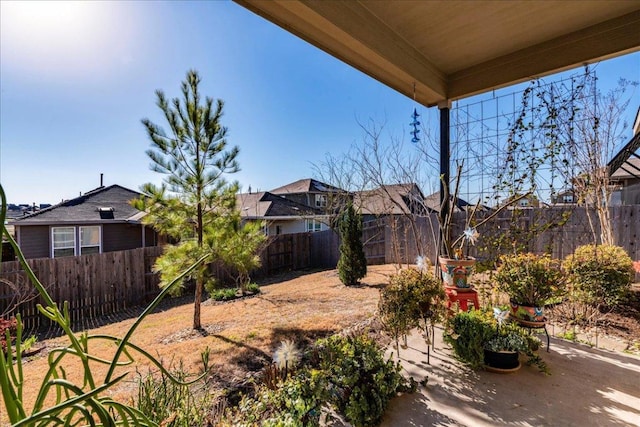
left=381, top=327, right=640, bottom=426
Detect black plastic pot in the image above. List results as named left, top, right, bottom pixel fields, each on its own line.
left=483, top=349, right=520, bottom=370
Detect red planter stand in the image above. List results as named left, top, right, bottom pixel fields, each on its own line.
left=445, top=287, right=480, bottom=312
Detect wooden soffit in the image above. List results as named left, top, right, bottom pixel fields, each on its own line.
left=234, top=0, right=640, bottom=107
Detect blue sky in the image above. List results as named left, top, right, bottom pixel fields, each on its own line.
left=1, top=1, right=638, bottom=205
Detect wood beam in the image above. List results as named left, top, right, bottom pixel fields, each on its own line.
left=235, top=0, right=447, bottom=106
left=448, top=10, right=640, bottom=100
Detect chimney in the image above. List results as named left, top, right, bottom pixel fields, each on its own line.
left=100, top=173, right=104, bottom=187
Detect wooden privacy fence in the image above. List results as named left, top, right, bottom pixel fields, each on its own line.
left=254, top=233, right=313, bottom=276
left=0, top=233, right=322, bottom=331
left=0, top=246, right=163, bottom=331
left=310, top=229, right=340, bottom=268
left=362, top=206, right=640, bottom=273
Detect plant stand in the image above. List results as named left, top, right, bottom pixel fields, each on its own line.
left=511, top=316, right=551, bottom=352
left=445, top=287, right=480, bottom=313
left=420, top=322, right=436, bottom=365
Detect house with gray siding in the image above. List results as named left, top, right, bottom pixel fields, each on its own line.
left=237, top=178, right=345, bottom=235
left=10, top=185, right=158, bottom=259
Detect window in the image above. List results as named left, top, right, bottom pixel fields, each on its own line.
left=52, top=226, right=101, bottom=257
left=80, top=226, right=101, bottom=255
left=276, top=225, right=282, bottom=235
left=315, top=194, right=327, bottom=208
left=562, top=194, right=574, bottom=203
left=306, top=219, right=322, bottom=232
left=519, top=199, right=529, bottom=207
left=52, top=227, right=76, bottom=258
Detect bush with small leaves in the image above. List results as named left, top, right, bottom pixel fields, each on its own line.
left=563, top=244, right=634, bottom=308
left=379, top=268, right=445, bottom=352
left=221, top=369, right=327, bottom=427
left=314, top=334, right=409, bottom=427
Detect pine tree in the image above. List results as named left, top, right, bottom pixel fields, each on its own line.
left=337, top=202, right=367, bottom=286
left=135, top=70, right=244, bottom=330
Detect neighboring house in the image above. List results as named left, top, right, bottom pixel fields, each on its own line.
left=356, top=184, right=429, bottom=222
left=502, top=193, right=542, bottom=209
left=10, top=185, right=158, bottom=259
left=551, top=189, right=578, bottom=205
left=355, top=183, right=472, bottom=221
left=610, top=154, right=640, bottom=205
left=237, top=179, right=342, bottom=235
left=608, top=120, right=640, bottom=205
left=269, top=178, right=344, bottom=212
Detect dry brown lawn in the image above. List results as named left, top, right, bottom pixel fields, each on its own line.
left=2, top=265, right=398, bottom=425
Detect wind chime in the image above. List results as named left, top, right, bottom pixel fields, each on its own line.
left=410, top=83, right=420, bottom=143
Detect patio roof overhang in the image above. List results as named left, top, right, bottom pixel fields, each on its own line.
left=234, top=1, right=640, bottom=107
left=608, top=132, right=640, bottom=179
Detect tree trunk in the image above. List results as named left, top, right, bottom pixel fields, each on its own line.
left=194, top=275, right=202, bottom=329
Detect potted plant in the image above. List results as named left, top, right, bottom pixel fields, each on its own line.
left=482, top=308, right=530, bottom=372
left=444, top=307, right=547, bottom=373
left=438, top=163, right=531, bottom=291
left=495, top=253, right=564, bottom=325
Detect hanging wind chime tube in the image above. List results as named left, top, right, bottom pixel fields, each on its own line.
left=411, top=83, right=421, bottom=143
left=411, top=108, right=421, bottom=143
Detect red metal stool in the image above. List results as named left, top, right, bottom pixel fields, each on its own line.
left=445, top=287, right=480, bottom=312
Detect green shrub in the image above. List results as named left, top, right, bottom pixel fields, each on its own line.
left=204, top=277, right=219, bottom=295
left=444, top=309, right=547, bottom=372
left=246, top=283, right=260, bottom=294
left=221, top=333, right=411, bottom=426
left=563, top=244, right=634, bottom=308
left=444, top=309, right=496, bottom=369
left=222, top=369, right=326, bottom=427
left=337, top=202, right=367, bottom=286
left=314, top=334, right=407, bottom=427
left=379, top=268, right=445, bottom=352
left=211, top=288, right=238, bottom=301
left=495, top=253, right=564, bottom=306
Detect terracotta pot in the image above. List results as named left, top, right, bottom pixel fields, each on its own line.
left=510, top=302, right=545, bottom=324
left=438, top=256, right=475, bottom=291
left=483, top=348, right=520, bottom=371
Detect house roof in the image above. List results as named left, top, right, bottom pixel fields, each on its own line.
left=354, top=183, right=471, bottom=215
left=10, top=185, right=144, bottom=225
left=237, top=191, right=322, bottom=219
left=269, top=178, right=343, bottom=194
left=235, top=1, right=640, bottom=107
left=423, top=191, right=473, bottom=213
left=356, top=183, right=428, bottom=216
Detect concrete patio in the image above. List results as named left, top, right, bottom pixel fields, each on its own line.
left=381, top=327, right=640, bottom=426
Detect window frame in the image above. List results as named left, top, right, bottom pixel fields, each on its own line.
left=315, top=194, right=327, bottom=208
left=52, top=226, right=76, bottom=258
left=306, top=219, right=322, bottom=233
left=79, top=225, right=102, bottom=255
left=51, top=225, right=103, bottom=258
